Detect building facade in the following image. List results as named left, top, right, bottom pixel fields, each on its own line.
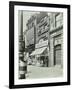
left=25, top=15, right=37, bottom=54
left=30, top=12, right=50, bottom=67
left=24, top=12, right=63, bottom=67
left=25, top=12, right=50, bottom=55
left=49, top=12, right=63, bottom=67
left=36, top=12, right=50, bottom=43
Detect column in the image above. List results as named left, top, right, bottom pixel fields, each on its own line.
left=49, top=37, right=54, bottom=67
left=61, top=33, right=63, bottom=68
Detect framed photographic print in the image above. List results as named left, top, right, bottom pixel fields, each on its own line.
left=9, top=1, right=70, bottom=89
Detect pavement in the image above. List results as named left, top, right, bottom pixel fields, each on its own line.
left=26, top=65, right=63, bottom=79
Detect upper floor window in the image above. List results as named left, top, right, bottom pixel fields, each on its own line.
left=50, top=14, right=55, bottom=30
left=55, top=13, right=63, bottom=28
left=27, top=22, right=34, bottom=30
left=38, top=30, right=41, bottom=36
left=40, top=18, right=44, bottom=23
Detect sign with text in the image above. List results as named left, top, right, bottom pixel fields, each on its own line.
left=35, top=40, right=48, bottom=48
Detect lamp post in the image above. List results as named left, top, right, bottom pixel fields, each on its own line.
left=19, top=11, right=26, bottom=79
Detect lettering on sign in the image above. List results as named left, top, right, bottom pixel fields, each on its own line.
left=35, top=40, right=48, bottom=48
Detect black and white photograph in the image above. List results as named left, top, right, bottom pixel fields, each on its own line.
left=18, top=11, right=63, bottom=79
left=9, top=1, right=70, bottom=88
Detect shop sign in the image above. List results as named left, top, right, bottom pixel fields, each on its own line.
left=35, top=40, right=48, bottom=48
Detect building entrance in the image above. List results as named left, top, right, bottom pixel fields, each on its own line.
left=54, top=45, right=61, bottom=65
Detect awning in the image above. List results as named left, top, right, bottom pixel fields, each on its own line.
left=30, top=47, right=47, bottom=56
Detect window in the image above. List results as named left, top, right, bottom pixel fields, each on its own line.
left=32, top=22, right=34, bottom=27
left=55, top=13, right=63, bottom=27
left=43, top=36, right=48, bottom=41
left=50, top=14, right=55, bottom=30
left=38, top=30, right=41, bottom=36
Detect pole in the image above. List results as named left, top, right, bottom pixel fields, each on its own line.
left=34, top=23, right=36, bottom=50
left=19, top=11, right=26, bottom=79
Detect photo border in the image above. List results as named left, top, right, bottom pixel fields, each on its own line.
left=9, top=1, right=70, bottom=89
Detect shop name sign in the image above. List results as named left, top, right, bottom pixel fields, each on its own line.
left=35, top=40, right=48, bottom=48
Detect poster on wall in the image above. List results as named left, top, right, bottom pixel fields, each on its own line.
left=9, top=1, right=70, bottom=89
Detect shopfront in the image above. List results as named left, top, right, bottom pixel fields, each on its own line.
left=54, top=36, right=62, bottom=65
left=54, top=44, right=61, bottom=65
left=30, top=40, right=49, bottom=67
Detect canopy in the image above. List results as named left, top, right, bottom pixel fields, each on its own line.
left=30, top=47, right=47, bottom=56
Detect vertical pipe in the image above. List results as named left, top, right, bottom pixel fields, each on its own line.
left=34, top=24, right=36, bottom=50
left=47, top=15, right=50, bottom=67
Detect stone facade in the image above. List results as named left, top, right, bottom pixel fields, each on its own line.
left=49, top=13, right=63, bottom=67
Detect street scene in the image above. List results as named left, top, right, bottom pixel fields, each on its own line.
left=18, top=10, right=63, bottom=79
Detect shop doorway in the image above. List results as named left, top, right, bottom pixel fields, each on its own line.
left=54, top=45, right=61, bottom=65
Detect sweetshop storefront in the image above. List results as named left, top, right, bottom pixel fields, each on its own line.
left=30, top=40, right=49, bottom=67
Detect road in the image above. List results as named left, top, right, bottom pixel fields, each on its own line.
left=26, top=65, right=63, bottom=79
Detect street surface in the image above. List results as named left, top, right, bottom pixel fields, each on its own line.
left=26, top=65, right=63, bottom=79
